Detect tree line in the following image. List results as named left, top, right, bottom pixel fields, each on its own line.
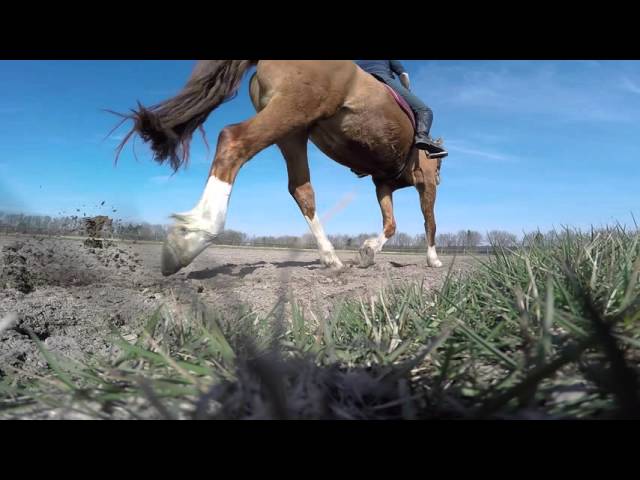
left=1, top=211, right=523, bottom=250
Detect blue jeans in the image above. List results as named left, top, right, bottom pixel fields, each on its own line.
left=374, top=74, right=433, bottom=135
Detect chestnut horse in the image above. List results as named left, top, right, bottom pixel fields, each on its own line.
left=113, top=60, right=444, bottom=276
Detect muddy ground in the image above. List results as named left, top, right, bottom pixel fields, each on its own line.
left=0, top=234, right=477, bottom=382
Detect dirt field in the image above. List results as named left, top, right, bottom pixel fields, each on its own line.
left=0, top=234, right=477, bottom=380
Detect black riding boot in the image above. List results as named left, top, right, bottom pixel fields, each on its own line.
left=415, top=115, right=447, bottom=158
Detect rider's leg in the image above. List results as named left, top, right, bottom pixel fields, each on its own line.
left=382, top=77, right=446, bottom=156
left=385, top=78, right=432, bottom=131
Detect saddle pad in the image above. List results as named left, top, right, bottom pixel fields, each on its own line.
left=382, top=83, right=416, bottom=131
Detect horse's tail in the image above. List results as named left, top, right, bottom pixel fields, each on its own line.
left=111, top=60, right=258, bottom=172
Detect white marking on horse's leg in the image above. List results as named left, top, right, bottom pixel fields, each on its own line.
left=363, top=232, right=389, bottom=254
left=174, top=176, right=232, bottom=234
left=427, top=245, right=443, bottom=268
left=161, top=176, right=233, bottom=276
left=304, top=214, right=343, bottom=268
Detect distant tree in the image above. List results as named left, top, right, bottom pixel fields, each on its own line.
left=436, top=233, right=457, bottom=248
left=215, top=229, right=247, bottom=245
left=300, top=233, right=315, bottom=248
left=456, top=230, right=483, bottom=248
left=414, top=233, right=426, bottom=246
left=328, top=234, right=350, bottom=250
left=522, top=230, right=546, bottom=246
left=486, top=230, right=518, bottom=247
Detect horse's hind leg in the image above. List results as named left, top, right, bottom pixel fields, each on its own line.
left=161, top=96, right=321, bottom=276
left=415, top=153, right=443, bottom=268
left=359, top=181, right=396, bottom=267
left=278, top=133, right=343, bottom=269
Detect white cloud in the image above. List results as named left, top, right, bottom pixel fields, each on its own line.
left=445, top=138, right=519, bottom=163
left=447, top=144, right=515, bottom=162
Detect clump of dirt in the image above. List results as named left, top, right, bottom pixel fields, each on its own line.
left=84, top=215, right=113, bottom=239
left=82, top=216, right=114, bottom=249
left=1, top=242, right=34, bottom=293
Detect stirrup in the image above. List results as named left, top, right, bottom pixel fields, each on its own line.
left=427, top=150, right=448, bottom=159
left=416, top=135, right=447, bottom=158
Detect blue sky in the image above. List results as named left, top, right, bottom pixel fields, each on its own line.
left=0, top=60, right=638, bottom=238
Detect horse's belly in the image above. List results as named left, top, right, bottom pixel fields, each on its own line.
left=309, top=112, right=411, bottom=177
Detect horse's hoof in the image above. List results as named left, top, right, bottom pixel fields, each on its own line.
left=330, top=262, right=346, bottom=272
left=161, top=242, right=183, bottom=276
left=427, top=247, right=443, bottom=268
left=359, top=246, right=375, bottom=268
left=427, top=258, right=443, bottom=268
left=320, top=251, right=344, bottom=270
